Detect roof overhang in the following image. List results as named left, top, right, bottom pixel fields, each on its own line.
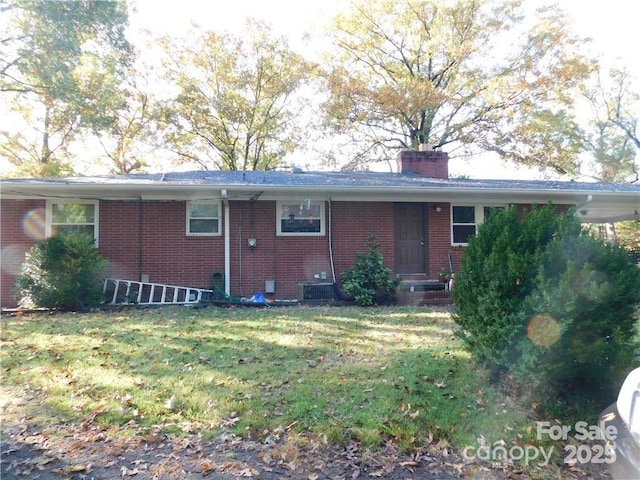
left=1, top=177, right=638, bottom=223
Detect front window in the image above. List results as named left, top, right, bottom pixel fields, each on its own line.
left=47, top=201, right=99, bottom=243
left=452, top=206, right=476, bottom=245
left=451, top=205, right=504, bottom=245
left=277, top=200, right=325, bottom=235
left=187, top=201, right=220, bottom=235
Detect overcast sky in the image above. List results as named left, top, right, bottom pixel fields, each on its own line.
left=129, top=0, right=639, bottom=76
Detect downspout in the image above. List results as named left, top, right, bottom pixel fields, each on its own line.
left=138, top=197, right=143, bottom=279
left=329, top=197, right=336, bottom=283
left=576, top=194, right=593, bottom=215
left=328, top=197, right=345, bottom=300
left=238, top=208, right=243, bottom=297
left=222, top=189, right=231, bottom=296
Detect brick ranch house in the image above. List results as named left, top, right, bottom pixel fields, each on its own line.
left=1, top=149, right=639, bottom=308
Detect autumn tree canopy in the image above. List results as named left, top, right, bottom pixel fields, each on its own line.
left=0, top=0, right=637, bottom=181
left=581, top=67, right=639, bottom=182
left=0, top=0, right=132, bottom=176
left=321, top=0, right=595, bottom=174
left=156, top=21, right=313, bottom=171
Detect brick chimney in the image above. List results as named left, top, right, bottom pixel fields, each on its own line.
left=397, top=146, right=449, bottom=179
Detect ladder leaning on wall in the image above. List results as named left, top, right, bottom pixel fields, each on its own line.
left=102, top=278, right=214, bottom=306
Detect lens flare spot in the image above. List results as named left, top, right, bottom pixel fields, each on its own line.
left=1, top=244, right=29, bottom=276
left=527, top=315, right=560, bottom=347
left=22, top=209, right=46, bottom=240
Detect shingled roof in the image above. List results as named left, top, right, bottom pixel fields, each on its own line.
left=2, top=169, right=639, bottom=223
left=3, top=169, right=639, bottom=192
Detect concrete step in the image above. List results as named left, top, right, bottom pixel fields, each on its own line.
left=397, top=282, right=453, bottom=306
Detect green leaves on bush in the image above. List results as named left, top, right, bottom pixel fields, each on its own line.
left=15, top=232, right=109, bottom=310
left=341, top=234, right=401, bottom=306
left=452, top=204, right=640, bottom=405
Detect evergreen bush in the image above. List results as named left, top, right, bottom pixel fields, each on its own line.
left=452, top=204, right=640, bottom=405
left=15, top=232, right=109, bottom=310
left=516, top=234, right=640, bottom=402
left=341, top=234, right=401, bottom=306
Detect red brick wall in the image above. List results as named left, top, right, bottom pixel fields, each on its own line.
left=515, top=203, right=572, bottom=218
left=1, top=199, right=47, bottom=307
left=331, top=201, right=395, bottom=291
left=436, top=203, right=575, bottom=276
left=0, top=198, right=576, bottom=307
left=397, top=150, right=449, bottom=178
left=99, top=200, right=226, bottom=290
left=227, top=200, right=395, bottom=299
left=426, top=202, right=455, bottom=276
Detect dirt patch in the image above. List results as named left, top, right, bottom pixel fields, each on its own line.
left=2, top=421, right=471, bottom=480
left=2, top=418, right=613, bottom=480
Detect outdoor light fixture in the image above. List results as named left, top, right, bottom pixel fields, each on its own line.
left=434, top=205, right=442, bottom=213
left=248, top=237, right=257, bottom=248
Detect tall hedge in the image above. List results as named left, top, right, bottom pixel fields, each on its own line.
left=15, top=232, right=109, bottom=310
left=452, top=204, right=640, bottom=404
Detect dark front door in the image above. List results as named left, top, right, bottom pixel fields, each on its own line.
left=394, top=203, right=425, bottom=274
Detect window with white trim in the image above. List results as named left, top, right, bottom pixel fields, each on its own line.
left=277, top=200, right=325, bottom=235
left=451, top=205, right=505, bottom=245
left=187, top=201, right=221, bottom=235
left=47, top=200, right=99, bottom=244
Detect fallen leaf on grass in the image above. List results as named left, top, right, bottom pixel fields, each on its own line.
left=164, top=396, right=176, bottom=409
left=221, top=462, right=259, bottom=476
left=67, top=464, right=92, bottom=473
left=444, top=462, right=465, bottom=472
left=238, top=356, right=260, bottom=364
left=28, top=455, right=56, bottom=469
left=121, top=465, right=139, bottom=476
left=237, top=467, right=259, bottom=476
left=221, top=413, right=241, bottom=427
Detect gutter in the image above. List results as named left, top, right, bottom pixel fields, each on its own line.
left=2, top=181, right=639, bottom=199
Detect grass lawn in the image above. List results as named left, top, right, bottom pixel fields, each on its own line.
left=2, top=306, right=543, bottom=466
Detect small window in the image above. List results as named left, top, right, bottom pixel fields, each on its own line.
left=277, top=200, right=325, bottom=236
left=452, top=206, right=477, bottom=245
left=451, top=204, right=505, bottom=245
left=48, top=201, right=99, bottom=244
left=187, top=201, right=220, bottom=235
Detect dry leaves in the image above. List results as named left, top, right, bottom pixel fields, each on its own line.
left=2, top=410, right=609, bottom=480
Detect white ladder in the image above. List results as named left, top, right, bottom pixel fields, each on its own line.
left=103, top=278, right=213, bottom=305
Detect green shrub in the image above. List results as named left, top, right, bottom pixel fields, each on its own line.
left=452, top=204, right=640, bottom=405
left=341, top=234, right=401, bottom=306
left=516, top=234, right=640, bottom=402
left=15, top=232, right=109, bottom=310
left=452, top=205, right=576, bottom=368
